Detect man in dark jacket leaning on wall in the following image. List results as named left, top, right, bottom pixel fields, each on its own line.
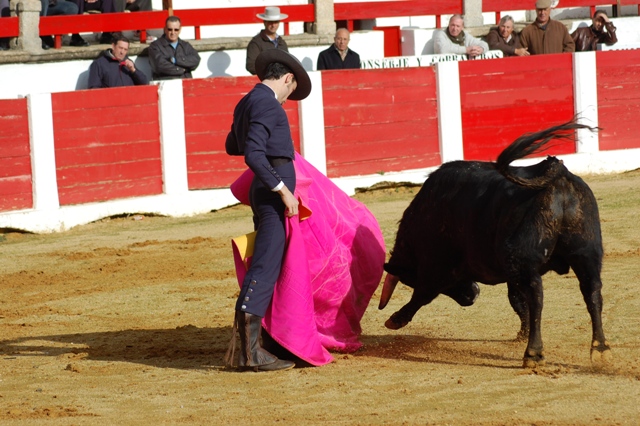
left=571, top=10, right=617, bottom=51
left=88, top=35, right=149, bottom=88
left=148, top=16, right=201, bottom=80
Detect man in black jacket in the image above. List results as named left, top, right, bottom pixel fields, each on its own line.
left=317, top=28, right=360, bottom=70
left=88, top=35, right=149, bottom=88
left=148, top=16, right=201, bottom=80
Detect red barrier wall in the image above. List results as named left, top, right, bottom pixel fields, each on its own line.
left=183, top=77, right=301, bottom=189
left=322, top=67, right=441, bottom=178
left=596, top=49, right=640, bottom=151
left=459, top=54, right=576, bottom=161
left=0, top=98, right=32, bottom=212
left=51, top=86, right=163, bottom=205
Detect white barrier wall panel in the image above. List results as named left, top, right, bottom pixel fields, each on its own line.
left=27, top=93, right=60, bottom=211
left=573, top=51, right=600, bottom=154
left=157, top=80, right=189, bottom=195
left=299, top=71, right=327, bottom=176
left=435, top=61, right=464, bottom=163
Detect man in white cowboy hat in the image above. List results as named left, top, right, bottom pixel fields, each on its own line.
left=225, top=49, right=312, bottom=372
left=520, top=0, right=574, bottom=54
left=246, top=6, right=290, bottom=75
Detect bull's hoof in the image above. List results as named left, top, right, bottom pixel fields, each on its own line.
left=384, top=313, right=408, bottom=330
left=523, top=349, right=545, bottom=368
left=590, top=340, right=612, bottom=365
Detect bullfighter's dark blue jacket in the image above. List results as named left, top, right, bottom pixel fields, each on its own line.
left=228, top=83, right=295, bottom=190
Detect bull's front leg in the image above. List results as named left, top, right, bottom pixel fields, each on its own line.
left=521, top=274, right=545, bottom=368
left=385, top=286, right=439, bottom=330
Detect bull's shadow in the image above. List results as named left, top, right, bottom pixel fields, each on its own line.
left=356, top=333, right=522, bottom=369
left=355, top=333, right=586, bottom=371
left=0, top=325, right=233, bottom=370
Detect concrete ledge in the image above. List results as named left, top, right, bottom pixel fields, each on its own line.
left=0, top=33, right=334, bottom=65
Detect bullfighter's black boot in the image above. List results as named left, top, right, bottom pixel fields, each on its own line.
left=225, top=311, right=295, bottom=372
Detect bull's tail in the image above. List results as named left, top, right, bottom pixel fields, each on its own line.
left=496, top=120, right=598, bottom=189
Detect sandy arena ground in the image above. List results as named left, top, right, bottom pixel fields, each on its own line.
left=1, top=171, right=640, bottom=425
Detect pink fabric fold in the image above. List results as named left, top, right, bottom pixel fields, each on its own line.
left=230, top=153, right=386, bottom=366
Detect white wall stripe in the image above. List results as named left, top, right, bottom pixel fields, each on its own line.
left=27, top=93, right=60, bottom=211
left=299, top=71, right=327, bottom=175
left=573, top=51, right=600, bottom=154
left=436, top=61, right=464, bottom=163
left=157, top=79, right=189, bottom=195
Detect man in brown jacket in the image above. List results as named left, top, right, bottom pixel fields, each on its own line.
left=520, top=0, right=575, bottom=54
left=486, top=15, right=529, bottom=57
left=571, top=10, right=618, bottom=51
left=245, top=7, right=290, bottom=75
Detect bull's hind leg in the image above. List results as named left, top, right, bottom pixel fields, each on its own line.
left=512, top=272, right=546, bottom=368
left=570, top=257, right=612, bottom=364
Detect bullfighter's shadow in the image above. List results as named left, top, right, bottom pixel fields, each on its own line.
left=0, top=326, right=235, bottom=370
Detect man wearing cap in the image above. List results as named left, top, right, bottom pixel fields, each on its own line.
left=245, top=6, right=290, bottom=75
left=520, top=0, right=575, bottom=54
left=224, top=49, right=312, bottom=372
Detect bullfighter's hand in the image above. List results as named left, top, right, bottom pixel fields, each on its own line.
left=278, top=185, right=299, bottom=217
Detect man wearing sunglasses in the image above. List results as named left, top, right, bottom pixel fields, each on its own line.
left=148, top=16, right=201, bottom=80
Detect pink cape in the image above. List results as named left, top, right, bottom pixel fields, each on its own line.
left=230, top=153, right=386, bottom=366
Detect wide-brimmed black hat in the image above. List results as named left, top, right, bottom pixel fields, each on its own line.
left=255, top=49, right=311, bottom=101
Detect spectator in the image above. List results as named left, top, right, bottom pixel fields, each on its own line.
left=520, top=0, right=574, bottom=54
left=115, top=0, right=151, bottom=12
left=246, top=6, right=289, bottom=75
left=69, top=0, right=117, bottom=44
left=571, top=10, right=617, bottom=52
left=1, top=0, right=10, bottom=51
left=88, top=34, right=148, bottom=88
left=434, top=14, right=489, bottom=58
left=40, top=0, right=89, bottom=49
left=115, top=0, right=155, bottom=43
left=148, top=16, right=201, bottom=80
left=486, top=15, right=529, bottom=57
left=317, top=28, right=360, bottom=70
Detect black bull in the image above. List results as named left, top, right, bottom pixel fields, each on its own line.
left=379, top=121, right=612, bottom=368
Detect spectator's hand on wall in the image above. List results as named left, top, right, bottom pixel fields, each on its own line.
left=466, top=45, right=484, bottom=58
left=515, top=47, right=530, bottom=56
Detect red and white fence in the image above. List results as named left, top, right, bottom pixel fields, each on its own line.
left=1, top=50, right=640, bottom=232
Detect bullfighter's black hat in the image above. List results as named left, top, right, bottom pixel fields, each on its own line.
left=255, top=49, right=311, bottom=101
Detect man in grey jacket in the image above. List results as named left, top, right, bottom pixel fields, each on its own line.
left=148, top=16, right=201, bottom=80
left=434, top=14, right=489, bottom=58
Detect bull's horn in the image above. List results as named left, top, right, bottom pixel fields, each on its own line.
left=378, top=273, right=399, bottom=310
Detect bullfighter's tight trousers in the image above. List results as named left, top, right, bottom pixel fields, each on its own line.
left=235, top=161, right=296, bottom=318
